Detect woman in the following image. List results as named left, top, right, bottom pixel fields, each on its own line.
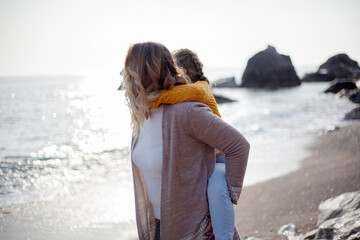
left=121, top=42, right=249, bottom=239
left=150, top=48, right=236, bottom=239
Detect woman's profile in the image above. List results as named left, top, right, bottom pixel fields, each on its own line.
left=120, top=42, right=249, bottom=239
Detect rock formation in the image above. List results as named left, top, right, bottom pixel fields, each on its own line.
left=316, top=191, right=360, bottom=226
left=213, top=93, right=236, bottom=104
left=212, top=77, right=238, bottom=88
left=240, top=46, right=301, bottom=88
left=344, top=107, right=360, bottom=120
left=319, top=54, right=360, bottom=78
left=304, top=191, right=360, bottom=240
left=323, top=78, right=360, bottom=118
left=272, top=191, right=360, bottom=240
left=302, top=54, right=360, bottom=82
left=349, top=89, right=360, bottom=104
left=301, top=72, right=334, bottom=82
left=323, top=78, right=357, bottom=93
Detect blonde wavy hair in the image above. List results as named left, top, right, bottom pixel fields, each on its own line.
left=121, top=42, right=189, bottom=135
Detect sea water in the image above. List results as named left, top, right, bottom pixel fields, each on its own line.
left=0, top=70, right=356, bottom=238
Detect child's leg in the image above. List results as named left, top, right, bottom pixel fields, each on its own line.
left=215, top=154, right=225, bottom=164
left=207, top=162, right=235, bottom=240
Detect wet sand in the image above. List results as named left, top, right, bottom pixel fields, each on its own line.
left=235, top=121, right=360, bottom=239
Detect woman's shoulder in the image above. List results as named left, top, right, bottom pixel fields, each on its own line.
left=164, top=101, right=211, bottom=113
left=163, top=102, right=214, bottom=128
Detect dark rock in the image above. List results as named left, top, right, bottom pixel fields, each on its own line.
left=302, top=54, right=360, bottom=82
left=240, top=46, right=301, bottom=88
left=345, top=107, right=360, bottom=120
left=212, top=77, right=238, bottom=88
left=316, top=191, right=360, bottom=226
left=349, top=88, right=360, bottom=104
left=324, top=78, right=357, bottom=93
left=336, top=88, right=354, bottom=98
left=319, top=54, right=360, bottom=78
left=213, top=93, right=236, bottom=104
left=302, top=72, right=334, bottom=82
left=336, top=88, right=360, bottom=103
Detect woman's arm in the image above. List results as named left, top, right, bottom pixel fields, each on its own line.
left=185, top=102, right=250, bottom=204
left=150, top=81, right=221, bottom=117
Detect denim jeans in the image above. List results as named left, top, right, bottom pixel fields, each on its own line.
left=155, top=218, right=160, bottom=240
left=207, top=156, right=235, bottom=240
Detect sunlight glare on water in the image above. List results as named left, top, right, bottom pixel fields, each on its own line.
left=0, top=74, right=136, bottom=232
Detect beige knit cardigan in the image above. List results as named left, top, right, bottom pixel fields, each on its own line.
left=131, top=102, right=250, bottom=239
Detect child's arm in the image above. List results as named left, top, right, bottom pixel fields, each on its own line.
left=150, top=81, right=221, bottom=117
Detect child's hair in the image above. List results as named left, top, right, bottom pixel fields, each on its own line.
left=172, top=49, right=209, bottom=84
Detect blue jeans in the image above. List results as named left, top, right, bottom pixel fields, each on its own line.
left=207, top=156, right=235, bottom=240
left=155, top=218, right=160, bottom=240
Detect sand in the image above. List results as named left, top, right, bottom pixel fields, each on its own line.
left=235, top=121, right=360, bottom=239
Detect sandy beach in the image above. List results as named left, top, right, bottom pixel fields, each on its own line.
left=235, top=121, right=360, bottom=239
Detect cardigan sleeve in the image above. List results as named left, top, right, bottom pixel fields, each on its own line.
left=185, top=102, right=250, bottom=204
left=150, top=81, right=221, bottom=117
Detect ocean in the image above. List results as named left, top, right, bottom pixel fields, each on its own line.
left=0, top=68, right=357, bottom=238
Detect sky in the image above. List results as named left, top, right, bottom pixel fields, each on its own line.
left=0, top=0, right=359, bottom=76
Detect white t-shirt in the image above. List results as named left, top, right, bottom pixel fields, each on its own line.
left=132, top=106, right=163, bottom=219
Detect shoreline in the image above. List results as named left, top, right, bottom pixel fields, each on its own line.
left=235, top=121, right=360, bottom=239
left=243, top=134, right=312, bottom=187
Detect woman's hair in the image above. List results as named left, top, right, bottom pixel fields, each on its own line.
left=172, top=48, right=209, bottom=84
left=121, top=42, right=189, bottom=135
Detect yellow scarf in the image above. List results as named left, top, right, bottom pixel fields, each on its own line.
left=150, top=81, right=221, bottom=117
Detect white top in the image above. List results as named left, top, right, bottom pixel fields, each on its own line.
left=132, top=106, right=163, bottom=219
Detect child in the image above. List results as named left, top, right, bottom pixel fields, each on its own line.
left=150, top=48, right=236, bottom=239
